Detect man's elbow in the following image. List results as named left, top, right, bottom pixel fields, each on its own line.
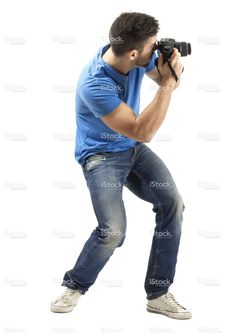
left=143, top=135, right=152, bottom=143
left=129, top=125, right=154, bottom=143
left=137, top=132, right=153, bottom=143
left=144, top=137, right=152, bottom=143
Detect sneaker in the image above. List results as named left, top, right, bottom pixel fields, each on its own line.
left=50, top=287, right=82, bottom=313
left=147, top=292, right=192, bottom=320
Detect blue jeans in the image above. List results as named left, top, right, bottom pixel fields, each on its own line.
left=61, top=142, right=185, bottom=300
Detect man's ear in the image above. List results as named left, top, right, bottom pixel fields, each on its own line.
left=128, top=50, right=139, bottom=62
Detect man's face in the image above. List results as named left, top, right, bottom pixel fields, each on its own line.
left=135, top=36, right=158, bottom=67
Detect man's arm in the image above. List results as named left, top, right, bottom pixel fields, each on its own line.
left=101, top=88, right=173, bottom=143
left=101, top=49, right=183, bottom=143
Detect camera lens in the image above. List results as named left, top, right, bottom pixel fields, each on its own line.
left=176, top=42, right=191, bottom=56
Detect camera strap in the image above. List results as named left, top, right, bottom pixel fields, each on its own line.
left=156, top=58, right=183, bottom=82
left=167, top=60, right=179, bottom=82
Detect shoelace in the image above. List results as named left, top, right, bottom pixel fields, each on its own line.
left=60, top=289, right=79, bottom=302
left=165, top=293, right=186, bottom=310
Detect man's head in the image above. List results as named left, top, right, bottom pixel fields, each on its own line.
left=109, top=12, right=159, bottom=67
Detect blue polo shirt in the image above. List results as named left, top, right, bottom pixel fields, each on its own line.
left=75, top=43, right=158, bottom=166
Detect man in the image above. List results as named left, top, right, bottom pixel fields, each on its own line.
left=50, top=12, right=192, bottom=319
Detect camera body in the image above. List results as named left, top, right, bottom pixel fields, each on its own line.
left=156, top=38, right=191, bottom=64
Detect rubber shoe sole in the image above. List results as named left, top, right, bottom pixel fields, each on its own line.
left=50, top=301, right=78, bottom=313
left=147, top=305, right=192, bottom=320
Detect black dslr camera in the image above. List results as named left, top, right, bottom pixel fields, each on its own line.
left=156, top=38, right=191, bottom=64
left=154, top=38, right=191, bottom=81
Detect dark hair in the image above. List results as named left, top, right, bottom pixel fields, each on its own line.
left=109, top=12, right=159, bottom=56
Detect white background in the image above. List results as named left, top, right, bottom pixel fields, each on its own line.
left=0, top=0, right=235, bottom=332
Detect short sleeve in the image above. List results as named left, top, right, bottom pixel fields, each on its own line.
left=145, top=51, right=158, bottom=73
left=79, top=78, right=122, bottom=118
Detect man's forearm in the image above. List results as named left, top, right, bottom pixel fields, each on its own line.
left=134, top=86, right=173, bottom=142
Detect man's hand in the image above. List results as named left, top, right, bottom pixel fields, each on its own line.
left=157, top=48, right=184, bottom=91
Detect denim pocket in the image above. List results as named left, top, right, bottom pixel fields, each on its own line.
left=83, top=152, right=115, bottom=173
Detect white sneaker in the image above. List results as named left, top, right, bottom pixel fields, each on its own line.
left=50, top=287, right=82, bottom=313
left=147, top=292, right=192, bottom=320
